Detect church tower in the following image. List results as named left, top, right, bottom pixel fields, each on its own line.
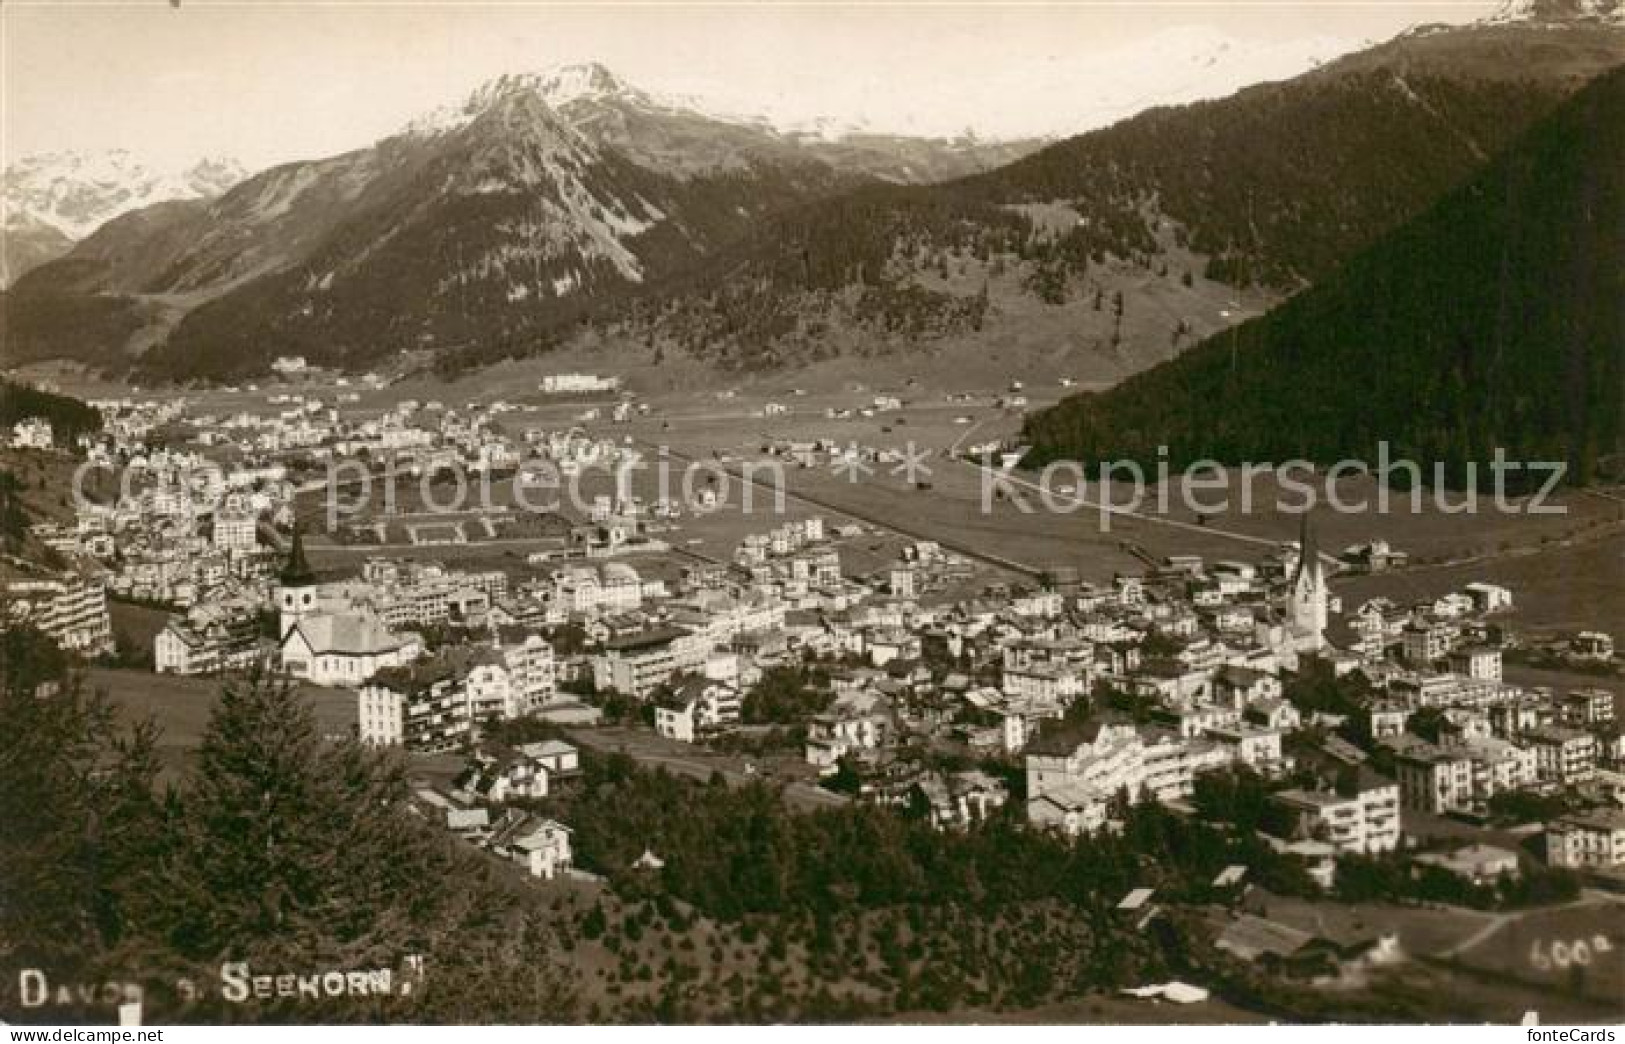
left=277, top=525, right=319, bottom=637
left=1288, top=512, right=1328, bottom=650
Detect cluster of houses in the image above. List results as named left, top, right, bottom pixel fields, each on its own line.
left=364, top=503, right=1620, bottom=889
left=411, top=738, right=581, bottom=879
left=10, top=385, right=1623, bottom=895
left=31, top=434, right=292, bottom=607
left=993, top=525, right=1620, bottom=881
left=14, top=388, right=668, bottom=667
left=6, top=417, right=55, bottom=451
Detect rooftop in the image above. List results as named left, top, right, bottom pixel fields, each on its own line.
left=603, top=626, right=689, bottom=652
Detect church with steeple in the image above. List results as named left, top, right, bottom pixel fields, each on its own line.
left=277, top=525, right=319, bottom=638
left=1286, top=511, right=1328, bottom=652
left=273, top=525, right=420, bottom=686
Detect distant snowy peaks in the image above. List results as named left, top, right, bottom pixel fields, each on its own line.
left=184, top=157, right=250, bottom=194
left=404, top=34, right=1358, bottom=149
left=415, top=62, right=898, bottom=144
left=2, top=149, right=247, bottom=240
left=1485, top=0, right=1625, bottom=25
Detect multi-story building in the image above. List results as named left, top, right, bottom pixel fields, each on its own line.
left=1571, top=632, right=1615, bottom=661
left=356, top=560, right=508, bottom=630
left=1402, top=622, right=1451, bottom=666
left=654, top=677, right=742, bottom=743
left=213, top=509, right=259, bottom=554
left=1453, top=735, right=1538, bottom=798
left=806, top=710, right=887, bottom=769
left=1025, top=720, right=1234, bottom=836
left=1447, top=646, right=1502, bottom=682
left=1490, top=698, right=1546, bottom=739
left=688, top=597, right=787, bottom=649
left=1271, top=776, right=1401, bottom=855
left=357, top=685, right=406, bottom=746
left=539, top=373, right=620, bottom=394
left=1204, top=724, right=1285, bottom=772
left=360, top=637, right=555, bottom=749
left=520, top=739, right=580, bottom=777
left=1393, top=744, right=1475, bottom=813
left=465, top=656, right=514, bottom=722
left=4, top=576, right=113, bottom=654
left=1155, top=702, right=1240, bottom=740
left=1525, top=726, right=1597, bottom=786
left=592, top=627, right=695, bottom=699
left=491, top=814, right=574, bottom=880
left=1367, top=700, right=1411, bottom=740
left=1125, top=658, right=1212, bottom=704
left=365, top=662, right=470, bottom=753
left=497, top=633, right=558, bottom=713
left=548, top=563, right=645, bottom=615
left=1462, top=582, right=1514, bottom=614
left=1213, top=665, right=1283, bottom=709
left=1391, top=672, right=1512, bottom=710
left=155, top=602, right=263, bottom=675
left=1546, top=810, right=1625, bottom=870
left=1558, top=688, right=1615, bottom=728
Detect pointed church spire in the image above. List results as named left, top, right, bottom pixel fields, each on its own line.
left=1293, top=510, right=1319, bottom=583
left=1287, top=509, right=1328, bottom=651
left=280, top=524, right=316, bottom=586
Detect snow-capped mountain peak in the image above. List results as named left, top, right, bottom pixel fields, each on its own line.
left=1484, top=0, right=1625, bottom=25
left=2, top=149, right=248, bottom=241
left=406, top=62, right=667, bottom=139
left=528, top=61, right=648, bottom=107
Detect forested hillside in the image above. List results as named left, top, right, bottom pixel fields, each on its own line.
left=0, top=642, right=579, bottom=1023
left=599, top=23, right=1625, bottom=372
left=1023, top=66, right=1625, bottom=488
left=0, top=379, right=102, bottom=444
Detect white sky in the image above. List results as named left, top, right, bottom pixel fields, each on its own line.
left=3, top=1, right=1502, bottom=172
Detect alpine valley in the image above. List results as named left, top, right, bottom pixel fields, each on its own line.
left=3, top=1, right=1623, bottom=387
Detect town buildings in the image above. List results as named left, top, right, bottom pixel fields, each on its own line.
left=1546, top=810, right=1625, bottom=870
left=539, top=373, right=621, bottom=394
left=654, top=677, right=742, bottom=742
left=1271, top=777, right=1402, bottom=856
left=1525, top=727, right=1598, bottom=786
left=281, top=613, right=422, bottom=687
left=17, top=381, right=1625, bottom=930
left=156, top=600, right=265, bottom=675
left=9, top=417, right=54, bottom=450
left=1025, top=720, right=1234, bottom=836
left=593, top=627, right=700, bottom=699
left=3, top=575, right=113, bottom=654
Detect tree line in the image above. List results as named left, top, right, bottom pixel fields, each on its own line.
left=0, top=625, right=576, bottom=1024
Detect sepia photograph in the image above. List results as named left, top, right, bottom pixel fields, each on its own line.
left=0, top=0, right=1622, bottom=1033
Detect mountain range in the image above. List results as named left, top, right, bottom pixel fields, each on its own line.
left=676, top=25, right=1355, bottom=144
left=1, top=63, right=1039, bottom=376
left=1023, top=63, right=1624, bottom=487
left=618, top=3, right=1625, bottom=363
left=1, top=151, right=246, bottom=288
left=2, top=2, right=1622, bottom=383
